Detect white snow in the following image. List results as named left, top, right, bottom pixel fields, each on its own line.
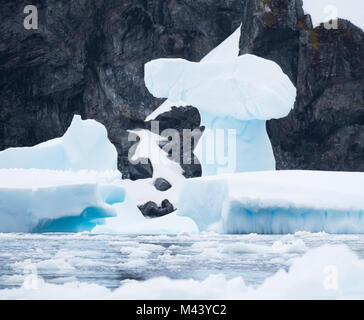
left=130, top=129, right=184, bottom=184
left=118, top=129, right=185, bottom=206
left=93, top=210, right=198, bottom=235
left=2, top=244, right=364, bottom=299
left=0, top=169, right=120, bottom=189
left=178, top=171, right=364, bottom=234
left=303, top=0, right=364, bottom=31
left=0, top=115, right=118, bottom=171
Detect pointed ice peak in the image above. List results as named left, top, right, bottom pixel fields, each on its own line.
left=145, top=25, right=242, bottom=121
left=202, top=24, right=241, bottom=63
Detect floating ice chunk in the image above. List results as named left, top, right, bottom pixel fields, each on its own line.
left=0, top=169, right=123, bottom=233
left=0, top=114, right=123, bottom=233
left=0, top=115, right=117, bottom=171
left=2, top=245, right=364, bottom=299
left=178, top=171, right=364, bottom=234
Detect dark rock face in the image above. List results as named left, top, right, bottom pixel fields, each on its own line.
left=124, top=158, right=153, bottom=181
left=147, top=106, right=204, bottom=178
left=154, top=178, right=172, bottom=191
left=239, top=0, right=364, bottom=171
left=0, top=0, right=242, bottom=176
left=138, top=199, right=175, bottom=218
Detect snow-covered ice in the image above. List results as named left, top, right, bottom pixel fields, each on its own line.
left=0, top=169, right=123, bottom=233
left=0, top=115, right=122, bottom=233
left=123, top=129, right=185, bottom=206
left=145, top=55, right=295, bottom=121
left=0, top=115, right=196, bottom=234
left=146, top=25, right=242, bottom=121
left=0, top=115, right=118, bottom=171
left=201, top=25, right=242, bottom=63
left=178, top=171, right=364, bottom=234
left=303, top=0, right=364, bottom=31
left=93, top=211, right=198, bottom=235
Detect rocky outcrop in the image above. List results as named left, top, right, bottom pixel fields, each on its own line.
left=125, top=158, right=154, bottom=181
left=154, top=178, right=172, bottom=192
left=239, top=0, right=364, bottom=171
left=138, top=199, right=175, bottom=218
left=147, top=106, right=204, bottom=178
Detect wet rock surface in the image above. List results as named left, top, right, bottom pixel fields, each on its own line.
left=154, top=178, right=172, bottom=192
left=123, top=158, right=154, bottom=181
left=138, top=199, right=175, bottom=218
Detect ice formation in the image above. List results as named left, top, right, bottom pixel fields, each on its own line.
left=146, top=26, right=242, bottom=121
left=0, top=115, right=197, bottom=234
left=145, top=54, right=296, bottom=174
left=178, top=171, right=364, bottom=234
left=302, top=0, right=364, bottom=31
left=0, top=115, right=118, bottom=171
left=124, top=129, right=185, bottom=206
left=0, top=115, right=122, bottom=232
left=93, top=209, right=198, bottom=235
left=0, top=169, right=123, bottom=233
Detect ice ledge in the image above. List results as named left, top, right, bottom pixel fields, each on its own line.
left=178, top=171, right=364, bottom=234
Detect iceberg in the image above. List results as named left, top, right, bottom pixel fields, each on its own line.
left=0, top=169, right=123, bottom=233
left=178, top=171, right=364, bottom=234
left=145, top=54, right=296, bottom=175
left=0, top=115, right=125, bottom=233
left=0, top=115, right=198, bottom=234
left=0, top=115, right=118, bottom=171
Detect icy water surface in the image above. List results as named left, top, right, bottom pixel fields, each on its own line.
left=1, top=232, right=364, bottom=290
